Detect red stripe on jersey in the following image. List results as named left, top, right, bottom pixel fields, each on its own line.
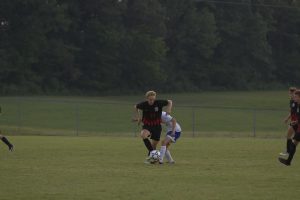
left=142, top=118, right=162, bottom=126
left=291, top=114, right=298, bottom=121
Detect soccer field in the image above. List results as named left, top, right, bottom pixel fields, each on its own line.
left=0, top=136, right=299, bottom=200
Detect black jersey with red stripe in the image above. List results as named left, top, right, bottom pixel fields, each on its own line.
left=290, top=100, right=298, bottom=121
left=136, top=100, right=168, bottom=126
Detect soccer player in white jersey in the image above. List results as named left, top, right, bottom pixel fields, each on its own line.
left=159, top=111, right=182, bottom=164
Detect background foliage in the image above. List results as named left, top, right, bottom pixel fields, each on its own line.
left=0, top=0, right=300, bottom=95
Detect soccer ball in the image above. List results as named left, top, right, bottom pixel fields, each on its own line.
left=149, top=150, right=161, bottom=162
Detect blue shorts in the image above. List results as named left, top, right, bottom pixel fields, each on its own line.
left=166, top=131, right=181, bottom=143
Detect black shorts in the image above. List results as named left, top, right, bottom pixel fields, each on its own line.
left=293, top=132, right=300, bottom=142
left=142, top=125, right=162, bottom=141
left=292, top=125, right=298, bottom=132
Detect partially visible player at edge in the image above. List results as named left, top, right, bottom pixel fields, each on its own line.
left=279, top=90, right=300, bottom=166
left=159, top=111, right=182, bottom=164
left=0, top=106, right=14, bottom=151
left=134, top=91, right=172, bottom=163
left=280, top=87, right=297, bottom=157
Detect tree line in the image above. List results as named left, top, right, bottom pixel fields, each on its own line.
left=0, top=0, right=300, bottom=95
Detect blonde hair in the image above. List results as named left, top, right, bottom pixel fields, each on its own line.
left=145, top=91, right=156, bottom=98
left=289, top=87, right=297, bottom=92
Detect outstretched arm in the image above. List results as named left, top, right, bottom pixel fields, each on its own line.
left=171, top=118, right=177, bottom=136
left=132, top=105, right=142, bottom=125
left=284, top=113, right=291, bottom=124
left=165, top=100, right=172, bottom=115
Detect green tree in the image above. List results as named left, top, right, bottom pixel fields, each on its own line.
left=67, top=0, right=125, bottom=94
left=268, top=0, right=300, bottom=86
left=162, top=0, right=220, bottom=91
left=211, top=1, right=274, bottom=89
left=0, top=0, right=74, bottom=94
left=120, top=0, right=167, bottom=91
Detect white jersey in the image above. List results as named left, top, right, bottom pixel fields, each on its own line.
left=161, top=112, right=182, bottom=132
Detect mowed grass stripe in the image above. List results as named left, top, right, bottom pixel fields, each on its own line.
left=0, top=136, right=299, bottom=200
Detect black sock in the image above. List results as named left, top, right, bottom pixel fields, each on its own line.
left=287, top=142, right=297, bottom=164
left=1, top=137, right=12, bottom=147
left=143, top=139, right=153, bottom=152
left=287, top=139, right=292, bottom=153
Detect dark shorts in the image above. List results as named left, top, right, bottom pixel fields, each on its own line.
left=292, top=125, right=298, bottom=132
left=294, top=132, right=300, bottom=142
left=143, top=125, right=162, bottom=141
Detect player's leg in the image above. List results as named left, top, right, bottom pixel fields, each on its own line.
left=144, top=138, right=160, bottom=164
left=279, top=132, right=300, bottom=166
left=144, top=126, right=162, bottom=164
left=149, top=126, right=162, bottom=151
left=151, top=140, right=159, bottom=150
left=280, top=126, right=295, bottom=156
left=165, top=149, right=175, bottom=163
left=159, top=136, right=172, bottom=164
left=0, top=133, right=14, bottom=151
left=286, top=130, right=300, bottom=165
left=286, top=126, right=294, bottom=153
left=279, top=140, right=298, bottom=166
left=140, top=129, right=153, bottom=153
left=164, top=132, right=181, bottom=164
left=287, top=126, right=295, bottom=153
left=288, top=140, right=298, bottom=164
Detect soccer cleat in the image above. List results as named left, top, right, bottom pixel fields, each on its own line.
left=144, top=160, right=151, bottom=164
left=279, top=152, right=289, bottom=157
left=165, top=160, right=175, bottom=164
left=278, top=157, right=290, bottom=166
left=165, top=157, right=175, bottom=164
left=144, top=157, right=156, bottom=164
left=144, top=156, right=151, bottom=164
left=8, top=145, right=14, bottom=152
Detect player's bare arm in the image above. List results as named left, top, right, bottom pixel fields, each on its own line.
left=284, top=114, right=291, bottom=124
left=133, top=105, right=142, bottom=125
left=165, top=100, right=173, bottom=114
left=171, top=118, right=176, bottom=135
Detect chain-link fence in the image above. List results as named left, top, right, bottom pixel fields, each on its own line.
left=0, top=97, right=288, bottom=138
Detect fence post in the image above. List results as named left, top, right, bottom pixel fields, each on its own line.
left=75, top=103, right=79, bottom=136
left=252, top=109, right=256, bottom=137
left=192, top=107, right=195, bottom=137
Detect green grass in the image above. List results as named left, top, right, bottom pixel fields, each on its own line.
left=0, top=91, right=290, bottom=137
left=0, top=136, right=299, bottom=200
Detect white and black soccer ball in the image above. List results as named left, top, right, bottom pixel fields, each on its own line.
left=149, top=150, right=161, bottom=162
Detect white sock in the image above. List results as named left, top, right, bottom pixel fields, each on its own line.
left=160, top=146, right=167, bottom=162
left=165, top=150, right=174, bottom=162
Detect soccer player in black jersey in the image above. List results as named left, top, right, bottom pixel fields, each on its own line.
left=280, top=87, right=297, bottom=156
left=134, top=91, right=172, bottom=163
left=0, top=106, right=14, bottom=151
left=279, top=90, right=300, bottom=166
